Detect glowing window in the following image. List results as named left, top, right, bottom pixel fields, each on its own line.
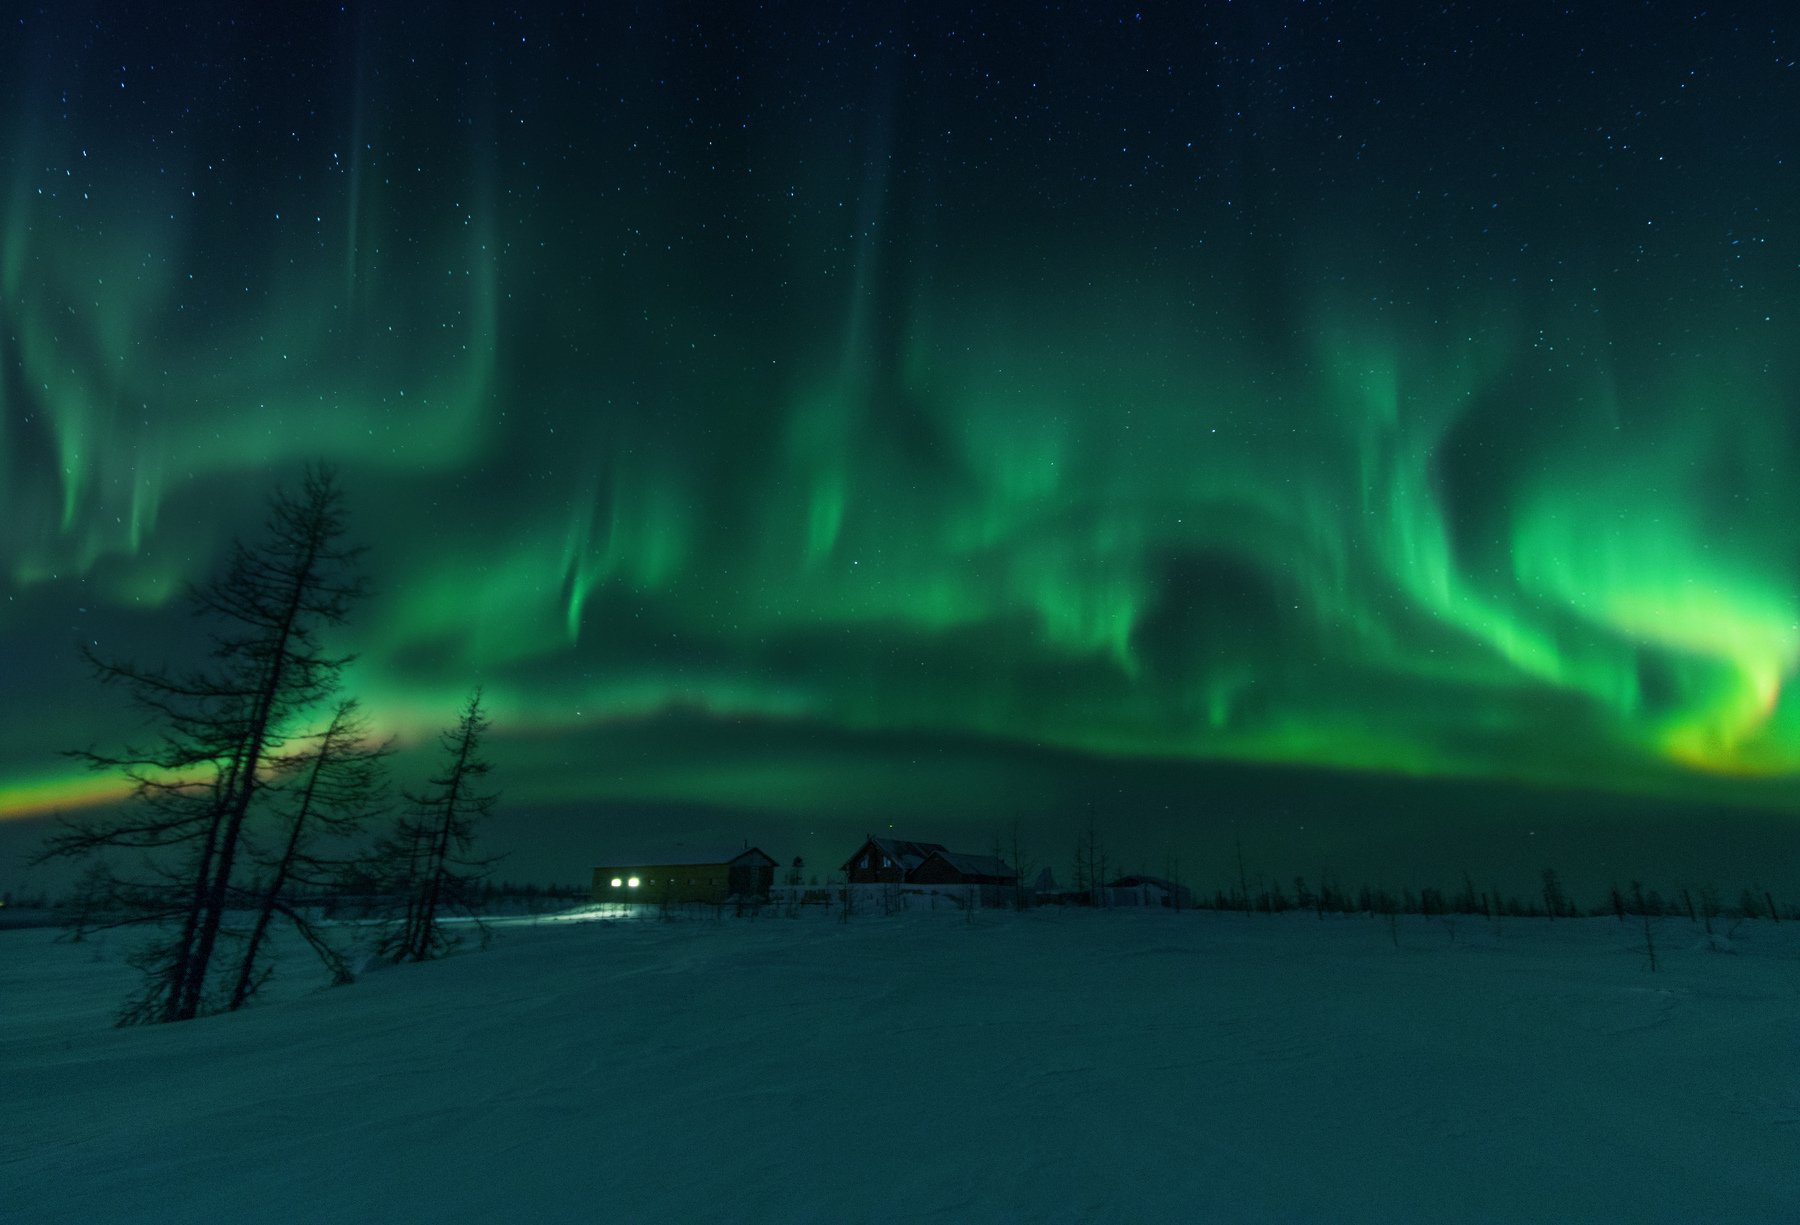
left=610, top=877, right=622, bottom=888
left=628, top=876, right=640, bottom=888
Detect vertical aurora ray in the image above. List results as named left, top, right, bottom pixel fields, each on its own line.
left=560, top=470, right=694, bottom=643
left=0, top=8, right=504, bottom=602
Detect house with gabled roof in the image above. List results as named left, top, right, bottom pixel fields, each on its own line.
left=841, top=836, right=947, bottom=884
left=840, top=836, right=1018, bottom=888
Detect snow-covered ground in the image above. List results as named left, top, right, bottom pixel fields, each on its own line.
left=5, top=907, right=1797, bottom=1223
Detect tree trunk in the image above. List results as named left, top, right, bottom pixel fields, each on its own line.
left=177, top=536, right=320, bottom=1018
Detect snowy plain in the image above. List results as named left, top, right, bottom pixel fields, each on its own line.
left=4, top=905, right=1798, bottom=1224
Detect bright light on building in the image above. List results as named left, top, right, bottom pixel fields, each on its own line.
left=610, top=877, right=622, bottom=888
left=628, top=876, right=640, bottom=888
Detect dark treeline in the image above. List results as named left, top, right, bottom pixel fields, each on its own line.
left=302, top=878, right=588, bottom=916
left=462, top=879, right=588, bottom=904
left=1191, top=867, right=1795, bottom=923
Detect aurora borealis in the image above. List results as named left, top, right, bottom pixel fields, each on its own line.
left=4, top=5, right=1799, bottom=891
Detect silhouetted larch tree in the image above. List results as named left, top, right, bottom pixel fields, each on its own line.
left=37, top=465, right=367, bottom=1024
left=378, top=690, right=500, bottom=963
left=227, top=699, right=391, bottom=1010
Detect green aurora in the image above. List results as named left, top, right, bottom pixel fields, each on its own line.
left=3, top=5, right=1798, bottom=886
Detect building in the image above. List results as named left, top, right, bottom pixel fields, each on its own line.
left=841, top=836, right=1018, bottom=887
left=910, top=849, right=1018, bottom=887
left=841, top=837, right=948, bottom=885
left=1102, top=875, right=1195, bottom=909
left=592, top=847, right=777, bottom=906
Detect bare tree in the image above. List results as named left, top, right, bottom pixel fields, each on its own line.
left=1164, top=848, right=1186, bottom=913
left=1007, top=817, right=1035, bottom=911
left=53, top=860, right=125, bottom=943
left=226, top=699, right=391, bottom=1010
left=36, top=466, right=367, bottom=1024
left=1234, top=834, right=1252, bottom=915
left=1079, top=804, right=1109, bottom=907
left=377, top=691, right=501, bottom=963
left=1540, top=867, right=1569, bottom=921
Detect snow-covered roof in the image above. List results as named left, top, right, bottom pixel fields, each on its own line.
left=1108, top=875, right=1185, bottom=892
left=841, top=836, right=946, bottom=871
left=927, top=850, right=1016, bottom=880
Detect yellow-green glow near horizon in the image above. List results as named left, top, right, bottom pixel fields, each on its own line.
left=0, top=772, right=133, bottom=823
left=5, top=4, right=1800, bottom=830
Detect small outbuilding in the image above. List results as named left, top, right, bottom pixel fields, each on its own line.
left=592, top=847, right=777, bottom=906
left=1103, top=875, right=1195, bottom=909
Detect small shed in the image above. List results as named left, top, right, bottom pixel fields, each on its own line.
left=1103, top=875, right=1195, bottom=909
left=592, top=847, right=777, bottom=905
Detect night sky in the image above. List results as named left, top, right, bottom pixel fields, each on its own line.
left=4, top=4, right=1799, bottom=896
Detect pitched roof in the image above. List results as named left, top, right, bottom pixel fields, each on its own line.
left=1107, top=875, right=1186, bottom=891
left=841, top=836, right=946, bottom=871
left=925, top=850, right=1017, bottom=880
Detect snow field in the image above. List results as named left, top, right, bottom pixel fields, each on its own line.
left=4, top=908, right=1797, bottom=1223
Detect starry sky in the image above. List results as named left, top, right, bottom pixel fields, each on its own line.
left=4, top=3, right=1799, bottom=895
